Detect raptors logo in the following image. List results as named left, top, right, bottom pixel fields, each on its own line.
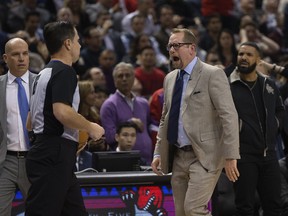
left=121, top=186, right=167, bottom=215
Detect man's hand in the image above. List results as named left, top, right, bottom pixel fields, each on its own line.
left=88, top=122, right=104, bottom=141
left=130, top=118, right=144, bottom=132
left=224, top=159, right=240, bottom=182
left=151, top=157, right=163, bottom=176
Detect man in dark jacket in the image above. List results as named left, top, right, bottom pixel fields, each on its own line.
left=229, top=41, right=285, bottom=216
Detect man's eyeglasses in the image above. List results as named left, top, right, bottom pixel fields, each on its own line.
left=166, top=43, right=192, bottom=51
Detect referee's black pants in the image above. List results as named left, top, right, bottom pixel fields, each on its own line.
left=25, top=135, right=87, bottom=216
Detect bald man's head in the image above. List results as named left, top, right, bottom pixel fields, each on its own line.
left=3, top=37, right=29, bottom=77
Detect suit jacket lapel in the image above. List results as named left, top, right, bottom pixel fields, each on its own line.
left=182, top=61, right=202, bottom=113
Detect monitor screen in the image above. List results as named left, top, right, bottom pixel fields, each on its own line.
left=92, top=151, right=141, bottom=172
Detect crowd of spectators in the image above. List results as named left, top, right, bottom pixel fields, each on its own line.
left=1, top=0, right=288, bottom=214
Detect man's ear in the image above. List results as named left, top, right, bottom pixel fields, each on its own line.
left=64, top=39, right=72, bottom=51
left=115, top=133, right=119, bottom=142
left=2, top=54, right=7, bottom=63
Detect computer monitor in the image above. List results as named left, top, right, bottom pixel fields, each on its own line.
left=92, top=151, right=141, bottom=172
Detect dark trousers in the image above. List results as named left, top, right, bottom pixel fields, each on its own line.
left=25, top=135, right=87, bottom=216
left=234, top=158, right=282, bottom=216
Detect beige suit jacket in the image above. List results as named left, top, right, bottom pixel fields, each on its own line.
left=154, top=59, right=240, bottom=174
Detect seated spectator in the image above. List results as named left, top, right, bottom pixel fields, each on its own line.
left=155, top=0, right=198, bottom=28
left=279, top=155, right=288, bottom=215
left=56, top=7, right=73, bottom=23
left=188, top=25, right=207, bottom=61
left=78, top=80, right=100, bottom=124
left=134, top=46, right=166, bottom=99
left=23, top=12, right=49, bottom=63
left=115, top=121, right=147, bottom=165
left=98, top=49, right=117, bottom=94
left=198, top=13, right=223, bottom=52
left=115, top=121, right=138, bottom=152
left=205, top=49, right=223, bottom=67
left=238, top=19, right=280, bottom=59
left=76, top=26, right=104, bottom=76
left=213, top=28, right=238, bottom=67
left=6, top=0, right=51, bottom=33
left=78, top=80, right=108, bottom=153
left=154, top=4, right=176, bottom=60
left=100, top=62, right=153, bottom=164
left=63, top=0, right=91, bottom=33
left=94, top=85, right=109, bottom=115
left=122, top=33, right=168, bottom=71
left=11, top=30, right=47, bottom=73
left=121, top=0, right=156, bottom=36
left=121, top=15, right=168, bottom=70
left=95, top=10, right=126, bottom=63
left=81, top=67, right=106, bottom=89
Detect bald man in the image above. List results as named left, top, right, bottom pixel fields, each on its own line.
left=0, top=38, right=36, bottom=215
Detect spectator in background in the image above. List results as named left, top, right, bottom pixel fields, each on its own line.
left=6, top=0, right=51, bottom=33
left=24, top=11, right=49, bottom=63
left=134, top=46, right=166, bottom=99
left=229, top=42, right=285, bottom=216
left=121, top=0, right=156, bottom=36
left=94, top=85, right=109, bottom=116
left=213, top=28, right=238, bottom=68
left=188, top=25, right=207, bottom=61
left=56, top=7, right=73, bottom=23
left=81, top=67, right=107, bottom=89
left=98, top=49, right=117, bottom=94
left=205, top=49, right=223, bottom=66
left=24, top=11, right=44, bottom=46
left=11, top=30, right=48, bottom=70
left=260, top=0, right=284, bottom=48
left=201, top=0, right=237, bottom=33
left=63, top=0, right=91, bottom=34
left=122, top=33, right=168, bottom=71
left=95, top=11, right=126, bottom=63
left=85, top=0, right=114, bottom=23
left=121, top=14, right=146, bottom=54
left=154, top=4, right=177, bottom=59
left=115, top=121, right=148, bottom=165
left=233, top=0, right=263, bottom=33
left=78, top=80, right=100, bottom=124
left=115, top=121, right=138, bottom=152
left=155, top=0, right=198, bottom=28
left=199, top=13, right=223, bottom=52
left=121, top=14, right=168, bottom=70
left=238, top=20, right=280, bottom=59
left=76, top=26, right=104, bottom=76
left=100, top=62, right=153, bottom=165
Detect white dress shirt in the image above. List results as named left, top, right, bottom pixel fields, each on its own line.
left=6, top=71, right=30, bottom=151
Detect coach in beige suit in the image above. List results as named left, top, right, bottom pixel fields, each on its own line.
left=151, top=28, right=240, bottom=216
